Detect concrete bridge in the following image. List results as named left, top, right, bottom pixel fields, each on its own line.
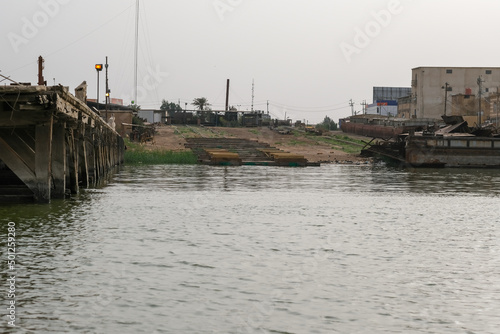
left=0, top=85, right=124, bottom=203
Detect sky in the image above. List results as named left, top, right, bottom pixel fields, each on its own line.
left=2, top=0, right=500, bottom=124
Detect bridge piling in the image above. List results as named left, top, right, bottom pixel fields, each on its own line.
left=0, top=85, right=124, bottom=203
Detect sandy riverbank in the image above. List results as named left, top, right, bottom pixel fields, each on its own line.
left=137, top=125, right=371, bottom=164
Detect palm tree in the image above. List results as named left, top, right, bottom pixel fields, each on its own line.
left=192, top=97, right=210, bottom=111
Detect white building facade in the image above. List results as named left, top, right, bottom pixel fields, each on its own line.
left=366, top=100, right=398, bottom=116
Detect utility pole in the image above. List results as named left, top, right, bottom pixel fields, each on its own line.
left=225, top=79, right=230, bottom=111
left=442, top=82, right=449, bottom=116
left=360, top=100, right=367, bottom=114
left=251, top=79, right=255, bottom=112
left=477, top=76, right=484, bottom=126
left=133, top=0, right=139, bottom=105
left=497, top=87, right=499, bottom=128
left=105, top=56, right=109, bottom=121
left=349, top=99, right=355, bottom=115
left=267, top=100, right=269, bottom=114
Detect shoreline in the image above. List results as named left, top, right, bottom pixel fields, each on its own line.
left=131, top=125, right=372, bottom=165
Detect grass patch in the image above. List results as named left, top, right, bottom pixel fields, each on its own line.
left=288, top=139, right=308, bottom=146
left=178, top=127, right=194, bottom=134
left=249, top=129, right=260, bottom=135
left=315, top=135, right=365, bottom=154
left=124, top=139, right=198, bottom=165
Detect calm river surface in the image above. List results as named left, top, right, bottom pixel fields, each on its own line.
left=1, top=164, right=500, bottom=333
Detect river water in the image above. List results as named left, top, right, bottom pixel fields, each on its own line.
left=1, top=164, right=500, bottom=333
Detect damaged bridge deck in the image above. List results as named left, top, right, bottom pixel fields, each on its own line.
left=0, top=85, right=124, bottom=203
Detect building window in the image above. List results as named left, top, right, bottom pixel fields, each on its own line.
left=486, top=70, right=492, bottom=74
left=446, top=69, right=453, bottom=74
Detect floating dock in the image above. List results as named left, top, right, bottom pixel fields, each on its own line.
left=0, top=85, right=124, bottom=203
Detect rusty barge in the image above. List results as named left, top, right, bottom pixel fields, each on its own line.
left=360, top=116, right=500, bottom=168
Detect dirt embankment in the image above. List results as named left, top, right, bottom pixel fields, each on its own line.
left=141, top=125, right=371, bottom=164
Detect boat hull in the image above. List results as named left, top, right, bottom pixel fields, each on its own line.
left=406, top=136, right=500, bottom=168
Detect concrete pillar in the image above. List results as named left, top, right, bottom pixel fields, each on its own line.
left=51, top=121, right=66, bottom=198
left=34, top=117, right=53, bottom=202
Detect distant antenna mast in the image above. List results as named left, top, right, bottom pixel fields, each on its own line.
left=134, top=0, right=139, bottom=104
left=349, top=99, right=355, bottom=115
left=360, top=100, right=367, bottom=114
left=225, top=79, right=230, bottom=111
left=251, top=79, right=254, bottom=111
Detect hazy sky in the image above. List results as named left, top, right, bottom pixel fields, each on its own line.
left=2, top=0, right=500, bottom=123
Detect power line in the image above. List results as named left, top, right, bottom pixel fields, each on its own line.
left=4, top=4, right=135, bottom=76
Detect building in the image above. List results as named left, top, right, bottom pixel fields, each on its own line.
left=137, top=109, right=166, bottom=123
left=86, top=100, right=134, bottom=137
left=366, top=100, right=398, bottom=116
left=410, top=66, right=500, bottom=121
left=397, top=95, right=412, bottom=119
left=366, top=87, right=411, bottom=116
left=373, top=86, right=411, bottom=101
left=78, top=79, right=133, bottom=137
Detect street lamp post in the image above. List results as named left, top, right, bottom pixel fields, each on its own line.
left=95, top=64, right=103, bottom=114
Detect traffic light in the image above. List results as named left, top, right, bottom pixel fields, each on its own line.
left=95, top=64, right=103, bottom=71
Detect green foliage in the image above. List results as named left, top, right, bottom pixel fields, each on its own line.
left=160, top=99, right=183, bottom=116
left=124, top=139, right=197, bottom=164
left=131, top=115, right=149, bottom=138
left=192, top=97, right=211, bottom=111
left=289, top=139, right=308, bottom=146
left=128, top=104, right=141, bottom=112
left=132, top=115, right=145, bottom=126
left=316, top=116, right=338, bottom=131
left=315, top=135, right=364, bottom=154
